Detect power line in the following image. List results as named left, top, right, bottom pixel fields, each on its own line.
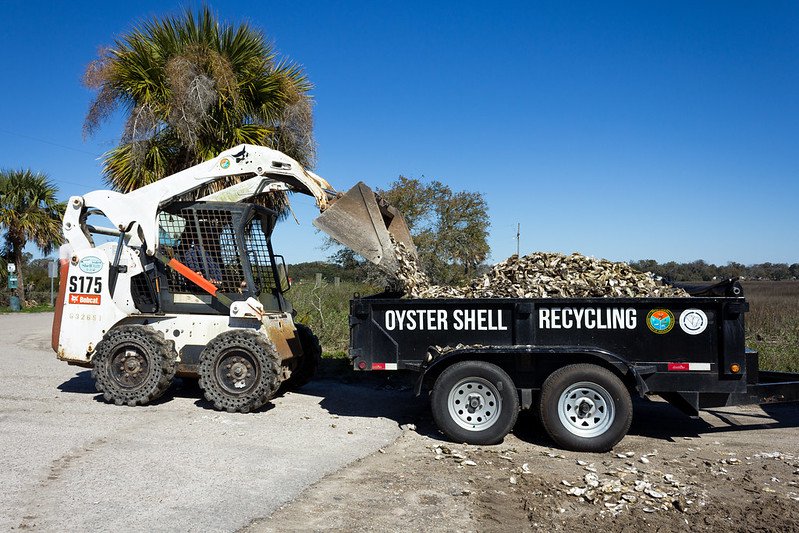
left=0, top=128, right=103, bottom=157
left=53, top=177, right=100, bottom=189
left=0, top=128, right=111, bottom=189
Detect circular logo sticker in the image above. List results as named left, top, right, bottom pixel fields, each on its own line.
left=679, top=309, right=708, bottom=335
left=647, top=309, right=674, bottom=334
left=78, top=256, right=103, bottom=274
left=220, top=157, right=231, bottom=169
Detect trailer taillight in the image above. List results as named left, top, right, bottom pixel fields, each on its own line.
left=667, top=362, right=711, bottom=372
left=371, top=363, right=398, bottom=370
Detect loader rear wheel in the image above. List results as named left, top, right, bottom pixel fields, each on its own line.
left=539, top=364, right=632, bottom=452
left=92, top=325, right=177, bottom=406
left=283, top=323, right=321, bottom=390
left=198, top=329, right=281, bottom=413
left=431, top=361, right=519, bottom=445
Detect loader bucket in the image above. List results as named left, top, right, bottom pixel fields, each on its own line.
left=312, top=182, right=417, bottom=275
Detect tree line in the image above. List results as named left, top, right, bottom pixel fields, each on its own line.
left=628, top=259, right=799, bottom=282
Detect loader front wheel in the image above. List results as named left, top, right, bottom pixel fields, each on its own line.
left=198, top=329, right=281, bottom=413
left=92, top=325, right=177, bottom=406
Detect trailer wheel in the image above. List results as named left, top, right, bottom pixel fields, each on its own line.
left=92, top=325, right=177, bottom=406
left=198, top=329, right=281, bottom=413
left=283, top=323, right=321, bottom=390
left=539, top=364, right=632, bottom=452
left=431, top=361, right=519, bottom=445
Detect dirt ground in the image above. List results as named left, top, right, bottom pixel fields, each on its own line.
left=251, top=396, right=799, bottom=533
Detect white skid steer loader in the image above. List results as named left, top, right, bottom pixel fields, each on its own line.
left=52, top=145, right=415, bottom=413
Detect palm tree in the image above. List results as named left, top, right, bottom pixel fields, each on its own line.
left=83, top=6, right=315, bottom=198
left=0, top=170, right=64, bottom=303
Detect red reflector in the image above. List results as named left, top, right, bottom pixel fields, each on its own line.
left=372, top=362, right=386, bottom=370
left=668, top=363, right=690, bottom=371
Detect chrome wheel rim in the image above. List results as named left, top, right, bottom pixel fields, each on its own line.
left=447, top=377, right=501, bottom=431
left=557, top=381, right=615, bottom=438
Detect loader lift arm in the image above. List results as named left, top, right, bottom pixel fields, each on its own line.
left=62, top=144, right=415, bottom=275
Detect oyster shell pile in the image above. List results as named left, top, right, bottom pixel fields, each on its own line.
left=391, top=241, right=689, bottom=299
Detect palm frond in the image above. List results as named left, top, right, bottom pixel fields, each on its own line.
left=0, top=168, right=64, bottom=257
left=83, top=5, right=315, bottom=212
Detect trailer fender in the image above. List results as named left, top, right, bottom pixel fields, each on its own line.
left=414, top=346, right=654, bottom=398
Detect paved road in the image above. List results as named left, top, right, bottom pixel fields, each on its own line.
left=0, top=313, right=420, bottom=532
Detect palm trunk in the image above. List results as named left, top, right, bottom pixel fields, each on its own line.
left=13, top=241, right=24, bottom=303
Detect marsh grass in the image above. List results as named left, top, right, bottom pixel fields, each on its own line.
left=744, top=281, right=799, bottom=372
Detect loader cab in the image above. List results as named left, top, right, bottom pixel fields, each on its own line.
left=149, top=201, right=290, bottom=315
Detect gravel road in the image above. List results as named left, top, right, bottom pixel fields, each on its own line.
left=0, top=313, right=420, bottom=532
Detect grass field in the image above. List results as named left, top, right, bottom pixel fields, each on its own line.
left=743, top=281, right=799, bottom=372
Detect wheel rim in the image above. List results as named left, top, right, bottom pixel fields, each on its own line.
left=447, top=377, right=502, bottom=431
left=557, top=381, right=615, bottom=438
left=215, top=349, right=261, bottom=395
left=110, top=346, right=150, bottom=389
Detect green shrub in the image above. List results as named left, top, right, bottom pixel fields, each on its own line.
left=287, top=280, right=378, bottom=355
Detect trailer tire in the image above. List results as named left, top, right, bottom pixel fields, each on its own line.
left=198, top=329, right=281, bottom=413
left=431, top=361, right=519, bottom=445
left=283, top=323, right=321, bottom=390
left=539, top=364, right=632, bottom=452
left=92, top=325, right=177, bottom=406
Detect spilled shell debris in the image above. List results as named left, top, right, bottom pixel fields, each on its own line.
left=560, top=462, right=696, bottom=516
left=430, top=445, right=700, bottom=517
left=392, top=240, right=689, bottom=299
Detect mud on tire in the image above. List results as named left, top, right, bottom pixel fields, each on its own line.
left=91, top=325, right=177, bottom=406
left=198, top=329, right=281, bottom=413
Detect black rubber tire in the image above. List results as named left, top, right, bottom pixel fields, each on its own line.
left=430, top=361, right=519, bottom=445
left=539, top=364, right=632, bottom=453
left=198, top=329, right=281, bottom=413
left=283, top=323, right=321, bottom=390
left=91, top=325, right=177, bottom=407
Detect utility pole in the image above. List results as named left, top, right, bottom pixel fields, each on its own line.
left=516, top=223, right=520, bottom=257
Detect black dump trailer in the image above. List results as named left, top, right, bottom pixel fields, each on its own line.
left=349, top=281, right=799, bottom=452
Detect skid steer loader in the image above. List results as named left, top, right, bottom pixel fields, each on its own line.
left=52, top=145, right=415, bottom=412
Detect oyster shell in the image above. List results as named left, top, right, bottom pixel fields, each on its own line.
left=390, top=239, right=689, bottom=299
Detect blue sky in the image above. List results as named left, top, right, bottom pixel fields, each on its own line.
left=1, top=1, right=796, bottom=265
